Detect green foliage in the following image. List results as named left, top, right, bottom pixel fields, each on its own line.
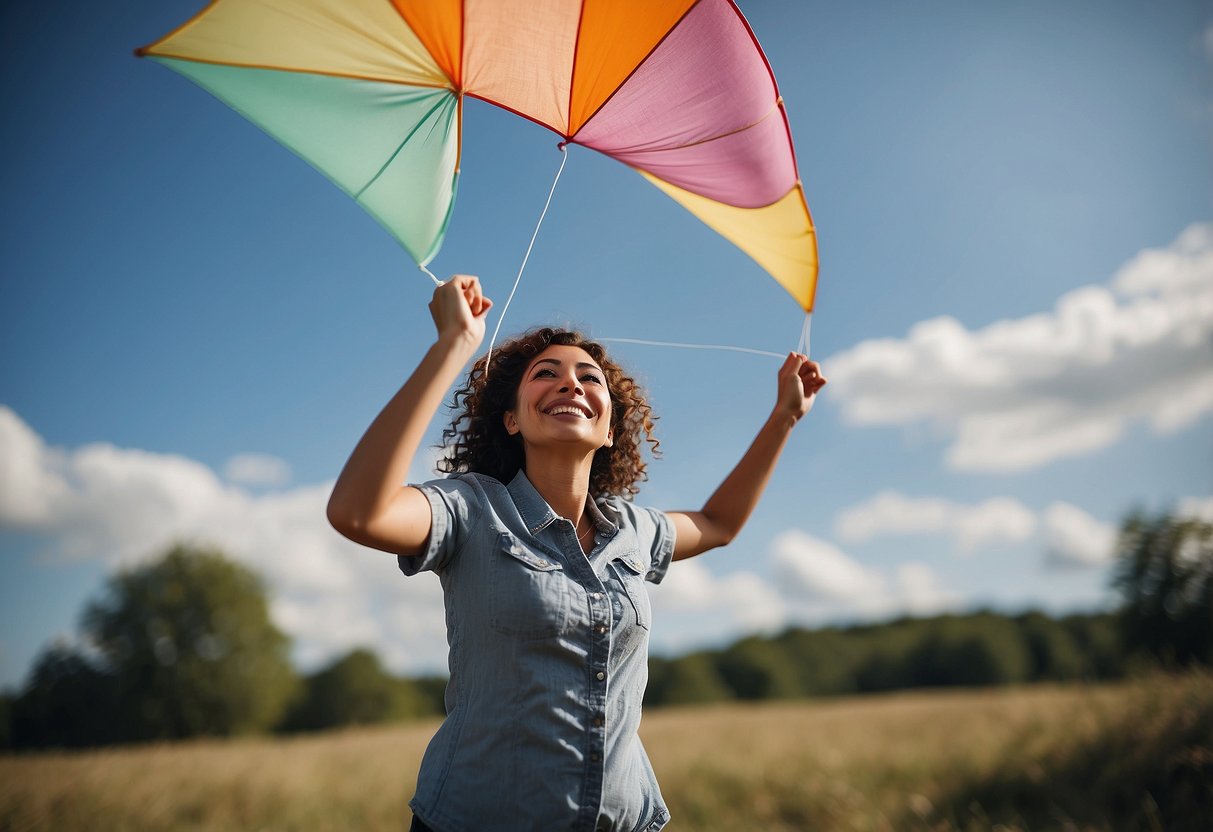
left=1061, top=612, right=1125, bottom=679
left=1114, top=512, right=1213, bottom=667
left=716, top=636, right=803, bottom=700
left=772, top=627, right=861, bottom=696
left=0, top=693, right=11, bottom=749
left=911, top=614, right=1033, bottom=687
left=646, top=653, right=733, bottom=706
left=281, top=648, right=434, bottom=731
left=9, top=645, right=118, bottom=749
left=80, top=543, right=298, bottom=741
left=644, top=611, right=1125, bottom=708
left=1017, top=611, right=1086, bottom=680
left=413, top=675, right=450, bottom=716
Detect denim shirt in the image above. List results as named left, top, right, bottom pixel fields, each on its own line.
left=398, top=470, right=675, bottom=832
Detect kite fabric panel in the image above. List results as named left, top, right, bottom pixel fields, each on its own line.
left=140, top=0, right=818, bottom=311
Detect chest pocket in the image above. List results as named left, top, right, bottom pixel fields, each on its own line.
left=489, top=533, right=575, bottom=641
left=609, top=553, right=651, bottom=631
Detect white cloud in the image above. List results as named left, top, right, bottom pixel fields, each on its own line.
left=224, top=453, right=292, bottom=487
left=824, top=223, right=1213, bottom=471
left=835, top=491, right=1036, bottom=553
left=770, top=530, right=959, bottom=620
left=1043, top=502, right=1119, bottom=567
left=1178, top=495, right=1213, bottom=523
left=651, top=559, right=787, bottom=632
left=649, top=530, right=960, bottom=655
left=0, top=406, right=448, bottom=676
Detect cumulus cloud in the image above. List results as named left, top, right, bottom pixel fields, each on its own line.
left=649, top=530, right=960, bottom=654
left=650, top=560, right=790, bottom=645
left=1178, top=495, right=1213, bottom=523
left=0, top=406, right=447, bottom=675
left=223, top=453, right=292, bottom=487
left=835, top=491, right=1036, bottom=553
left=824, top=223, right=1213, bottom=471
left=1043, top=502, right=1119, bottom=567
left=770, top=530, right=959, bottom=620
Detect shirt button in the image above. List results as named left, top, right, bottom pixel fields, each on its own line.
left=595, top=624, right=607, bottom=634
left=592, top=592, right=603, bottom=600
left=592, top=715, right=604, bottom=727
left=596, top=671, right=605, bottom=681
left=590, top=752, right=600, bottom=762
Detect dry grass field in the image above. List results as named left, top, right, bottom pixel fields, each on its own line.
left=2, top=673, right=1210, bottom=831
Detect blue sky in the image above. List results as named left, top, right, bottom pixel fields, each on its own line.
left=2, top=0, right=1211, bottom=689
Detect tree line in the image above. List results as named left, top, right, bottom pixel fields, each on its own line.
left=2, top=510, right=1208, bottom=751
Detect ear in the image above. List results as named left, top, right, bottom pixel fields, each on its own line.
left=603, top=431, right=614, bottom=448
left=504, top=411, right=520, bottom=436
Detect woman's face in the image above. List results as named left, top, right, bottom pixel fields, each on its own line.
left=504, top=344, right=613, bottom=453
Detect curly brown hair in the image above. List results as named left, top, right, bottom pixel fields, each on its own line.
left=437, top=328, right=660, bottom=498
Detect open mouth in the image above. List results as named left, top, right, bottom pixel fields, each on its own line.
left=544, top=402, right=593, bottom=418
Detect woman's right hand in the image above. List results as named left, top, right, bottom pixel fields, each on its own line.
left=429, top=274, right=493, bottom=346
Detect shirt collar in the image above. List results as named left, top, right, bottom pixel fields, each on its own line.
left=507, top=469, right=618, bottom=536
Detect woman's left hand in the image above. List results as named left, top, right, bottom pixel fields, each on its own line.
left=776, top=353, right=827, bottom=422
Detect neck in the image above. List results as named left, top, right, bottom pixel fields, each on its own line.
left=522, top=447, right=595, bottom=528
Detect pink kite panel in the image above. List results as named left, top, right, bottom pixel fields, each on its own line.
left=572, top=0, right=793, bottom=208
left=593, top=106, right=793, bottom=209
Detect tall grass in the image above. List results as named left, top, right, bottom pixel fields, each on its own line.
left=3, top=673, right=1209, bottom=831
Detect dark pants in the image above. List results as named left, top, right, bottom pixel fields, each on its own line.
left=410, top=816, right=435, bottom=832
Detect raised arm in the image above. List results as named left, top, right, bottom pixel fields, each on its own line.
left=667, top=353, right=827, bottom=561
left=326, top=276, right=491, bottom=556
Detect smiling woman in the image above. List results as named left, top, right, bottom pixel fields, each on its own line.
left=325, top=275, right=826, bottom=831
left=439, top=328, right=659, bottom=502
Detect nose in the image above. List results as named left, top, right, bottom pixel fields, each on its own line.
left=559, top=372, right=584, bottom=396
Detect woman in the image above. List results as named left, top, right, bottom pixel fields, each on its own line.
left=327, top=275, right=827, bottom=832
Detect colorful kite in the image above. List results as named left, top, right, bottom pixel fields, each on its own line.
left=139, top=0, right=818, bottom=312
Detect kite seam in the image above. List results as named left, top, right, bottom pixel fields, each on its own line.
left=142, top=53, right=453, bottom=92
left=569, top=0, right=705, bottom=137
left=354, top=95, right=452, bottom=200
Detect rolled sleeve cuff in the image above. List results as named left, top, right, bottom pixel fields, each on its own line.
left=396, top=483, right=453, bottom=577
left=646, top=508, right=676, bottom=585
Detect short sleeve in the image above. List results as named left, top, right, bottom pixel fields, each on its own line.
left=606, top=499, right=676, bottom=585
left=397, top=476, right=482, bottom=577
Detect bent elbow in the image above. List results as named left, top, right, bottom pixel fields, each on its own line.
left=326, top=496, right=365, bottom=541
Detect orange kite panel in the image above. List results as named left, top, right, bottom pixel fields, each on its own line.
left=391, top=0, right=463, bottom=87
left=461, top=0, right=581, bottom=134
left=568, top=0, right=699, bottom=136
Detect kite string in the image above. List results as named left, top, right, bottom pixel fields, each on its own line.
left=596, top=337, right=784, bottom=359
left=484, top=143, right=570, bottom=377
left=418, top=263, right=442, bottom=285
left=797, top=312, right=812, bottom=357
left=598, top=312, right=813, bottom=362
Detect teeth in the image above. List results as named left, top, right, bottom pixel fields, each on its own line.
left=547, top=406, right=588, bottom=417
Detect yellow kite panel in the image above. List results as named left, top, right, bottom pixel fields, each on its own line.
left=142, top=0, right=449, bottom=88
left=643, top=173, right=818, bottom=311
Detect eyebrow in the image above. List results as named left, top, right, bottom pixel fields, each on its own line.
left=533, top=358, right=602, bottom=372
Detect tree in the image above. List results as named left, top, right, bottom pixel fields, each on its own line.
left=9, top=643, right=118, bottom=749
left=1114, top=512, right=1213, bottom=667
left=1016, top=611, right=1086, bottom=681
left=82, top=543, right=297, bottom=740
left=715, top=637, right=802, bottom=700
left=645, top=653, right=733, bottom=707
left=281, top=648, right=429, bottom=731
